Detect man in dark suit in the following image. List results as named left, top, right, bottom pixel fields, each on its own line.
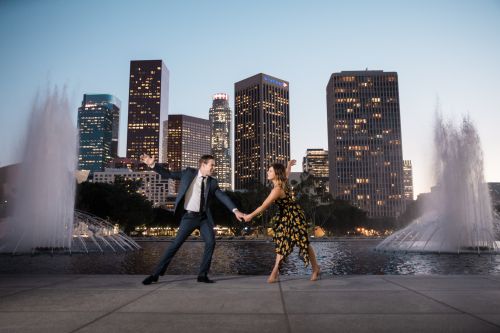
left=141, top=153, right=245, bottom=284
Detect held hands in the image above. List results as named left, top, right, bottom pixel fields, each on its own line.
left=287, top=159, right=297, bottom=168
left=234, top=210, right=252, bottom=223
left=234, top=210, right=245, bottom=222
left=140, top=154, right=155, bottom=167
left=243, top=214, right=252, bottom=223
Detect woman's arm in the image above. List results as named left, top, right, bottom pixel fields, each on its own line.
left=244, top=187, right=284, bottom=221
left=286, top=159, right=296, bottom=178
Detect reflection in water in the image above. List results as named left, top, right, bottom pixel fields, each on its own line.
left=1, top=239, right=500, bottom=275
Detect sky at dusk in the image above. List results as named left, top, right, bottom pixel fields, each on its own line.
left=1, top=0, right=499, bottom=195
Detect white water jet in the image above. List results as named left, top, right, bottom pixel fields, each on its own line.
left=376, top=114, right=498, bottom=253
left=1, top=88, right=77, bottom=253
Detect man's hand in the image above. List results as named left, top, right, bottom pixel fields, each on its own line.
left=234, top=210, right=245, bottom=222
left=140, top=154, right=155, bottom=167
left=287, top=159, right=297, bottom=168
left=243, top=214, right=252, bottom=223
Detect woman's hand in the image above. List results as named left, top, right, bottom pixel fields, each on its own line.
left=286, top=159, right=296, bottom=178
left=243, top=214, right=253, bottom=223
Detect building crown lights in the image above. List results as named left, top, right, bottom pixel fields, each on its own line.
left=213, top=93, right=229, bottom=101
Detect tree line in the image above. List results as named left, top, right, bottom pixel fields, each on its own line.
left=2, top=172, right=498, bottom=236
left=75, top=173, right=401, bottom=236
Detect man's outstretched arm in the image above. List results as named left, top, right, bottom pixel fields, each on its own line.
left=140, top=154, right=182, bottom=180
left=213, top=183, right=245, bottom=221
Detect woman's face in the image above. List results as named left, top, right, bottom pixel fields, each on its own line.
left=267, top=166, right=276, bottom=180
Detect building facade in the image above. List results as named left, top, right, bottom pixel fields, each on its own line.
left=302, top=148, right=330, bottom=195
left=93, top=168, right=174, bottom=209
left=166, top=115, right=211, bottom=193
left=107, top=157, right=139, bottom=170
left=403, top=160, right=414, bottom=201
left=78, top=94, right=121, bottom=173
left=209, top=93, right=232, bottom=190
left=126, top=60, right=169, bottom=165
left=162, top=120, right=169, bottom=165
left=327, top=70, right=405, bottom=217
left=234, top=73, right=290, bottom=189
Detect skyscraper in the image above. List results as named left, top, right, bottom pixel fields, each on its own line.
left=302, top=148, right=330, bottom=194
left=327, top=70, right=405, bottom=217
left=126, top=60, right=169, bottom=165
left=403, top=160, right=414, bottom=201
left=166, top=115, right=211, bottom=193
left=209, top=93, right=232, bottom=190
left=162, top=120, right=169, bottom=164
left=234, top=73, right=290, bottom=189
left=78, top=94, right=121, bottom=173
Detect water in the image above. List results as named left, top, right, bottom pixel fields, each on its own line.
left=377, top=115, right=499, bottom=253
left=1, top=239, right=499, bottom=275
left=0, top=89, right=139, bottom=254
left=0, top=88, right=77, bottom=253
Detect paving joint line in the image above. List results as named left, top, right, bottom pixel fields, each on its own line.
left=69, top=282, right=166, bottom=333
left=0, top=275, right=81, bottom=300
left=381, top=277, right=500, bottom=330
left=277, top=279, right=292, bottom=333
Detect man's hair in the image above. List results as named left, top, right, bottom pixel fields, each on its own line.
left=199, top=154, right=215, bottom=166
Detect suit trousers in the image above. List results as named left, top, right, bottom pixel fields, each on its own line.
left=152, top=212, right=215, bottom=277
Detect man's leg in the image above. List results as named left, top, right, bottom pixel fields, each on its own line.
left=198, top=218, right=216, bottom=277
left=152, top=215, right=198, bottom=277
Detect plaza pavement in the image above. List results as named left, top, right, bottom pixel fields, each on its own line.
left=1, top=274, right=500, bottom=332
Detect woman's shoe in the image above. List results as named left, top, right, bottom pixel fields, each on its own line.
left=310, top=269, right=321, bottom=281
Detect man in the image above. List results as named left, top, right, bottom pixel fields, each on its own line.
left=141, top=154, right=245, bottom=284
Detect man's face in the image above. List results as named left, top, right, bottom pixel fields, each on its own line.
left=200, top=159, right=215, bottom=176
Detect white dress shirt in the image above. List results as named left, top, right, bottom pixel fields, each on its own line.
left=147, top=163, right=239, bottom=214
left=184, top=171, right=206, bottom=212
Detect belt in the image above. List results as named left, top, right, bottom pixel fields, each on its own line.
left=185, top=211, right=206, bottom=216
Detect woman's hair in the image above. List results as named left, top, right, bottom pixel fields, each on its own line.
left=270, top=163, right=290, bottom=191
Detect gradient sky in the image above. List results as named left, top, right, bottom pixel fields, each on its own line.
left=1, top=0, right=499, bottom=195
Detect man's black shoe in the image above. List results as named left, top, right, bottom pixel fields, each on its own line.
left=142, top=275, right=159, bottom=285
left=197, top=275, right=215, bottom=283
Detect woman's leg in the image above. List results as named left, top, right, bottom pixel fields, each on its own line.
left=268, top=253, right=283, bottom=283
left=308, top=245, right=321, bottom=281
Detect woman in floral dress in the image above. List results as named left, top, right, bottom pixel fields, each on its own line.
left=243, top=160, right=321, bottom=283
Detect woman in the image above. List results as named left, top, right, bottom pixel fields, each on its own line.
left=243, top=160, right=321, bottom=283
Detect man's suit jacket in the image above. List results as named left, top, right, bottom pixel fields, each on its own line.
left=153, top=164, right=237, bottom=226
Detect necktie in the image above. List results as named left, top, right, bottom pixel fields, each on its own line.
left=200, top=176, right=206, bottom=212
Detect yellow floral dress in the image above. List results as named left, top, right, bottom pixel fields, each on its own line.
left=271, top=188, right=310, bottom=266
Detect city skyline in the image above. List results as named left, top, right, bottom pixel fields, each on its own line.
left=165, top=114, right=211, bottom=169
left=126, top=60, right=169, bottom=164
left=327, top=71, right=405, bottom=217
left=1, top=1, right=499, bottom=196
left=209, top=93, right=232, bottom=191
left=234, top=73, right=290, bottom=189
left=303, top=148, right=330, bottom=196
left=403, top=160, right=414, bottom=201
left=77, top=94, right=121, bottom=173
